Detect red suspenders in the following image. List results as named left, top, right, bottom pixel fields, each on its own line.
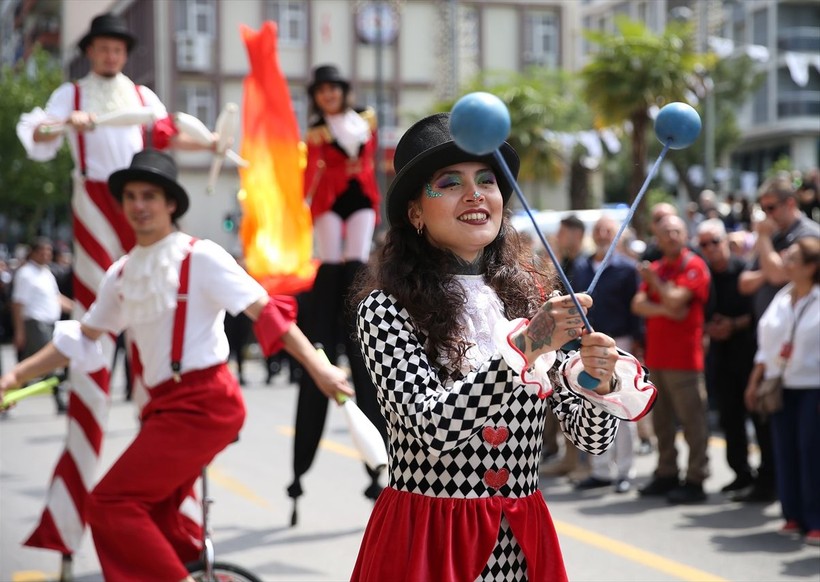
left=73, top=82, right=148, bottom=177
left=171, top=238, right=198, bottom=381
left=74, top=83, right=87, bottom=176
left=118, top=237, right=198, bottom=384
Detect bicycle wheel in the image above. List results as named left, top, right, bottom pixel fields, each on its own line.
left=186, top=560, right=263, bottom=582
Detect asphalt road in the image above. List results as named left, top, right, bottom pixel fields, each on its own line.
left=1, top=345, right=818, bottom=582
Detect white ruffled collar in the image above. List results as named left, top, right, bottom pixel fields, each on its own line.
left=117, top=232, right=191, bottom=323
left=325, top=109, right=370, bottom=158
left=79, top=72, right=141, bottom=115
left=447, top=275, right=506, bottom=375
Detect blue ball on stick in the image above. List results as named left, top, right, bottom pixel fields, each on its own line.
left=449, top=92, right=511, bottom=156
left=654, top=102, right=702, bottom=150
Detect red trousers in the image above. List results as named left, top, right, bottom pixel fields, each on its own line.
left=86, top=364, right=245, bottom=581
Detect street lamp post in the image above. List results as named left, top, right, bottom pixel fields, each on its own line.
left=355, top=1, right=400, bottom=195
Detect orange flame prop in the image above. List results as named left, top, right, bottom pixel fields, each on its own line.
left=239, top=22, right=316, bottom=295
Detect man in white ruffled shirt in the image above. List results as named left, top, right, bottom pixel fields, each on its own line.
left=0, top=149, right=353, bottom=581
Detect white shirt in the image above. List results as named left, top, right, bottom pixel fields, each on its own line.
left=11, top=262, right=62, bottom=323
left=83, top=232, right=266, bottom=387
left=17, top=73, right=167, bottom=181
left=755, top=283, right=820, bottom=389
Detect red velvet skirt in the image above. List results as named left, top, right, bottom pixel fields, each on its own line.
left=351, top=487, right=567, bottom=582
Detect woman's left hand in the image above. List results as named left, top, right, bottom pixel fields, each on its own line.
left=579, top=332, right=618, bottom=394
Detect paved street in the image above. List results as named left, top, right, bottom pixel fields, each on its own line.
left=1, top=344, right=818, bottom=582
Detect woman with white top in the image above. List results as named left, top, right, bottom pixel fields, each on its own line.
left=746, top=236, right=820, bottom=546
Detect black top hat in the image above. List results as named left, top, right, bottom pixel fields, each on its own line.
left=385, top=112, right=520, bottom=227
left=78, top=13, right=137, bottom=52
left=308, top=65, right=350, bottom=95
left=108, top=150, right=189, bottom=220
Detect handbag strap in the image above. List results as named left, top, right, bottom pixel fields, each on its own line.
left=778, top=294, right=816, bottom=375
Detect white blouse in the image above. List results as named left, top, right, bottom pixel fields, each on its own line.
left=755, top=283, right=820, bottom=389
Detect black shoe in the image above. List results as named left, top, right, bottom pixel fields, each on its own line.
left=614, top=479, right=632, bottom=494
left=667, top=481, right=707, bottom=504
left=720, top=473, right=755, bottom=493
left=575, top=476, right=612, bottom=490
left=364, top=482, right=383, bottom=501
left=639, top=476, right=681, bottom=497
left=730, top=485, right=776, bottom=503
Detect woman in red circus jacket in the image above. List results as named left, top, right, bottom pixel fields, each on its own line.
left=287, top=65, right=387, bottom=516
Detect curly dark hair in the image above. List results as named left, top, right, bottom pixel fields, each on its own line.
left=351, top=211, right=556, bottom=374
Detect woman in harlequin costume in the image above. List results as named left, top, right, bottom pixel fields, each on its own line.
left=288, top=65, right=386, bottom=515
left=350, top=113, right=657, bottom=581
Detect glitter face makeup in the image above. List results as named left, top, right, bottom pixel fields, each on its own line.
left=425, top=169, right=498, bottom=199
left=425, top=183, right=443, bottom=198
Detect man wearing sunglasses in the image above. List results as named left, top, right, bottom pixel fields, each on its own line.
left=740, top=174, right=819, bottom=319
left=735, top=172, right=819, bottom=503
left=698, top=219, right=761, bottom=499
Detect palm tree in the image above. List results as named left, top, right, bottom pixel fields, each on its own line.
left=581, top=17, right=702, bottom=235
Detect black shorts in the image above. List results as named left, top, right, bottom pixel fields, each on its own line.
left=331, top=180, right=374, bottom=219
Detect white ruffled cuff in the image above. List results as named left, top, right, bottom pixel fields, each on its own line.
left=560, top=349, right=656, bottom=421
left=493, top=318, right=556, bottom=398
left=52, top=320, right=107, bottom=373
left=16, top=107, right=63, bottom=162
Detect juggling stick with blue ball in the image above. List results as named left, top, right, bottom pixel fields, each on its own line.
left=450, top=92, right=601, bottom=389
left=585, top=101, right=702, bottom=295
left=449, top=93, right=702, bottom=390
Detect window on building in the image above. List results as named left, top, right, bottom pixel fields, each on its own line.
left=523, top=10, right=559, bottom=68
left=777, top=68, right=820, bottom=118
left=175, top=0, right=215, bottom=71
left=458, top=5, right=479, bottom=82
left=752, top=78, right=768, bottom=124
left=266, top=0, right=307, bottom=46
left=178, top=83, right=216, bottom=128
left=175, top=0, right=215, bottom=34
left=752, top=7, right=767, bottom=47
left=291, top=89, right=308, bottom=134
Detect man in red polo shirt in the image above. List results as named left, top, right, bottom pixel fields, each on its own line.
left=632, top=214, right=712, bottom=504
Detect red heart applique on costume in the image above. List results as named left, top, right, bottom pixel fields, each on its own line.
left=484, top=468, right=510, bottom=489
left=482, top=426, right=509, bottom=448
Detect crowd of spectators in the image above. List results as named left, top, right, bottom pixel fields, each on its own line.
left=535, top=168, right=819, bottom=547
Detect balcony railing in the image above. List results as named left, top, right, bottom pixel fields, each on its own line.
left=778, top=90, right=820, bottom=118
left=777, top=27, right=820, bottom=52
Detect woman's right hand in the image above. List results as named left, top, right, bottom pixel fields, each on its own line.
left=314, top=363, right=355, bottom=402
left=512, top=293, right=593, bottom=362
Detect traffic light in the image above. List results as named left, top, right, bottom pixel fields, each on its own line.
left=222, top=212, right=238, bottom=232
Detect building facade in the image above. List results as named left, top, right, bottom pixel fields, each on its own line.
left=5, top=0, right=818, bottom=247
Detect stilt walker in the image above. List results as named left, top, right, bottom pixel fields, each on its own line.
left=14, top=13, right=219, bottom=576
left=287, top=64, right=387, bottom=523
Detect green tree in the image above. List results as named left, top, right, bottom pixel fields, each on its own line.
left=656, top=53, right=766, bottom=197
left=581, top=17, right=703, bottom=235
left=0, top=46, right=73, bottom=245
left=435, top=68, right=595, bottom=209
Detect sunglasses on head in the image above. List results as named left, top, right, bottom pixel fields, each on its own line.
left=699, top=238, right=722, bottom=248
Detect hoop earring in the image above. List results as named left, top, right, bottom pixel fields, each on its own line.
left=417, top=225, right=424, bottom=236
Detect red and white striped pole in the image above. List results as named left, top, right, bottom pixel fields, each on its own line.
left=23, top=178, right=135, bottom=555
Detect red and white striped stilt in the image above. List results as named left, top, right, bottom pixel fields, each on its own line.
left=23, top=178, right=134, bottom=554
